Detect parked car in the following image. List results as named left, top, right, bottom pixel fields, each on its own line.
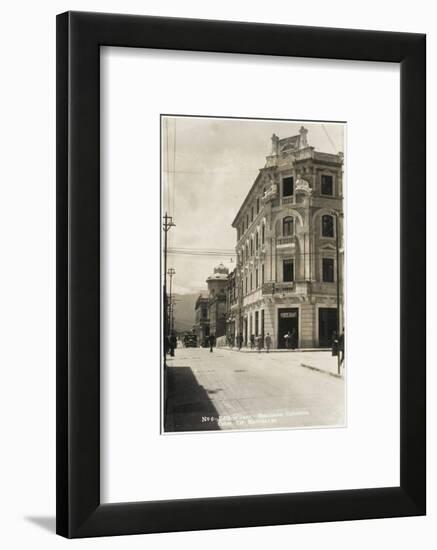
left=183, top=334, right=198, bottom=348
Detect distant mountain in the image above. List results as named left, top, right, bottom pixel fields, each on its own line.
left=171, top=293, right=204, bottom=333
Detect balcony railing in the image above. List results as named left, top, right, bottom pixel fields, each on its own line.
left=276, top=236, right=295, bottom=245
left=275, top=282, right=294, bottom=293
left=262, top=282, right=275, bottom=295
left=261, top=281, right=295, bottom=295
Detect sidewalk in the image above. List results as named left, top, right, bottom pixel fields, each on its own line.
left=299, top=352, right=345, bottom=378
left=219, top=347, right=344, bottom=378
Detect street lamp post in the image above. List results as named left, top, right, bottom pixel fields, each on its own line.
left=335, top=213, right=341, bottom=375
left=329, top=209, right=342, bottom=375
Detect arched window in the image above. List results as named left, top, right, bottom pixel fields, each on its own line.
left=283, top=216, right=294, bottom=236
left=322, top=214, right=334, bottom=238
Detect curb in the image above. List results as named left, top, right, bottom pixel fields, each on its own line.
left=300, top=362, right=343, bottom=379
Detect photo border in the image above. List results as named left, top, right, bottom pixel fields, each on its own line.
left=57, top=11, right=426, bottom=537
left=159, top=113, right=347, bottom=436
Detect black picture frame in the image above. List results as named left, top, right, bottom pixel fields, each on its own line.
left=56, top=11, right=426, bottom=538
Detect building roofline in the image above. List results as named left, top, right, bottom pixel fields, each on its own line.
left=195, top=294, right=209, bottom=309
left=231, top=169, right=264, bottom=228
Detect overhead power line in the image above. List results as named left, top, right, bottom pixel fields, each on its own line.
left=168, top=247, right=236, bottom=258
left=321, top=124, right=338, bottom=153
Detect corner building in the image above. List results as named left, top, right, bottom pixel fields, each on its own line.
left=231, top=127, right=344, bottom=349
left=206, top=263, right=229, bottom=339
left=193, top=295, right=210, bottom=344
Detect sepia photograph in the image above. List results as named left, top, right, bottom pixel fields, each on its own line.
left=162, top=115, right=345, bottom=433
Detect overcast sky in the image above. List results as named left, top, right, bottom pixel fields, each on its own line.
left=162, top=116, right=344, bottom=294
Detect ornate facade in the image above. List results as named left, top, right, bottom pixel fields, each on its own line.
left=193, top=295, right=210, bottom=344
left=206, top=263, right=229, bottom=339
left=229, top=127, right=344, bottom=349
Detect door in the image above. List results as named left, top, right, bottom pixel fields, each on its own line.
left=277, top=308, right=299, bottom=349
left=318, top=308, right=338, bottom=347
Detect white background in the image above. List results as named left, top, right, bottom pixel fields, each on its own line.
left=0, top=1, right=434, bottom=549
left=102, top=48, right=400, bottom=503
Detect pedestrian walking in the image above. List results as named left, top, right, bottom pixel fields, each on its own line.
left=265, top=333, right=272, bottom=352
left=331, top=331, right=338, bottom=356
left=209, top=334, right=215, bottom=353
left=284, top=331, right=291, bottom=349
left=290, top=328, right=297, bottom=350
left=339, top=328, right=345, bottom=364
left=169, top=332, right=177, bottom=357
left=238, top=333, right=243, bottom=351
left=250, top=334, right=255, bottom=350
left=256, top=335, right=263, bottom=353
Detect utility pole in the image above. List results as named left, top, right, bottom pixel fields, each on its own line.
left=162, top=212, right=175, bottom=353
left=335, top=212, right=341, bottom=375
left=167, top=267, right=176, bottom=335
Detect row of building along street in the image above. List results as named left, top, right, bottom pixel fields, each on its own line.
left=163, top=121, right=345, bottom=432
left=187, top=126, right=345, bottom=352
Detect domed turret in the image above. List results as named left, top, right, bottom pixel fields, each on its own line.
left=206, top=263, right=229, bottom=282
left=206, top=263, right=229, bottom=297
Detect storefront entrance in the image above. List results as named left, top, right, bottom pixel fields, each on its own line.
left=318, top=307, right=338, bottom=347
left=277, top=308, right=299, bottom=349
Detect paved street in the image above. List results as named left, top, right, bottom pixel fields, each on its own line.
left=164, top=348, right=345, bottom=432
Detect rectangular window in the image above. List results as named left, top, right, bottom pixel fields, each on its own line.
left=261, top=309, right=264, bottom=339
left=322, top=258, right=335, bottom=282
left=283, top=216, right=294, bottom=236
left=255, top=311, right=259, bottom=337
left=322, top=214, right=335, bottom=237
left=256, top=198, right=260, bottom=214
left=262, top=264, right=265, bottom=285
left=250, top=273, right=252, bottom=291
left=256, top=232, right=259, bottom=250
left=255, top=268, right=258, bottom=288
left=245, top=277, right=248, bottom=294
left=247, top=214, right=249, bottom=228
left=251, top=206, right=254, bottom=222
left=261, top=224, right=265, bottom=244
left=283, top=259, right=294, bottom=282
left=282, top=176, right=294, bottom=197
left=321, top=175, right=334, bottom=195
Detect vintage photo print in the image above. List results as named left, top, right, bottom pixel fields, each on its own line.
left=161, top=115, right=345, bottom=433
